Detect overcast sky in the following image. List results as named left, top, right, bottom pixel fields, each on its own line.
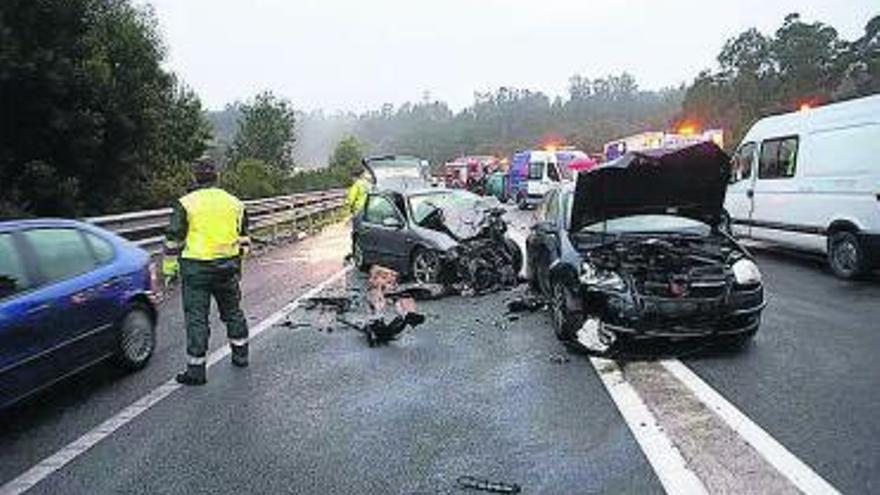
left=141, top=0, right=877, bottom=112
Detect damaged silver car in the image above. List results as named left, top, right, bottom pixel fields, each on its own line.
left=525, top=142, right=766, bottom=351
left=353, top=156, right=522, bottom=292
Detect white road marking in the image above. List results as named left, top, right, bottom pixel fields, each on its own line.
left=660, top=359, right=842, bottom=495
left=0, top=266, right=351, bottom=495
left=590, top=357, right=709, bottom=495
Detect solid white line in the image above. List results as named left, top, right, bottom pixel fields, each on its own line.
left=589, top=357, right=709, bottom=495
left=661, top=359, right=842, bottom=495
left=0, top=266, right=351, bottom=495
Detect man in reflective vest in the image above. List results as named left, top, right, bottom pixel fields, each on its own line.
left=345, top=168, right=370, bottom=216
left=162, top=160, right=251, bottom=385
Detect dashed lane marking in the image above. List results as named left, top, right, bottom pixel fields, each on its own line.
left=590, top=357, right=709, bottom=495
left=0, top=266, right=352, bottom=495
left=661, top=359, right=842, bottom=495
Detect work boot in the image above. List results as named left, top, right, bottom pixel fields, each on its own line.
left=176, top=364, right=207, bottom=386
left=231, top=344, right=249, bottom=367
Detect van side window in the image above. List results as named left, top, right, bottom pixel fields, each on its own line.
left=528, top=162, right=544, bottom=180
left=759, top=136, right=799, bottom=179
left=731, top=142, right=755, bottom=183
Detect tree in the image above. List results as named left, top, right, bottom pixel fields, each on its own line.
left=329, top=136, right=363, bottom=179
left=227, top=91, right=297, bottom=171
left=0, top=0, right=210, bottom=217
left=220, top=159, right=284, bottom=199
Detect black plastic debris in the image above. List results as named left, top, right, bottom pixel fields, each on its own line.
left=456, top=475, right=521, bottom=494
left=506, top=295, right=545, bottom=313
left=338, top=313, right=426, bottom=347
left=281, top=320, right=311, bottom=330
left=302, top=296, right=351, bottom=313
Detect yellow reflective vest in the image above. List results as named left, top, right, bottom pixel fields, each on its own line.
left=176, top=188, right=247, bottom=260
left=346, top=177, right=369, bottom=215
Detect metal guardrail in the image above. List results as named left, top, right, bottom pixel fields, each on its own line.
left=85, top=189, right=346, bottom=255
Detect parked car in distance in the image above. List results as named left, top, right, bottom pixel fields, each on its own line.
left=0, top=219, right=159, bottom=409
left=485, top=170, right=509, bottom=203
left=526, top=143, right=765, bottom=351
left=508, top=150, right=564, bottom=210
left=725, top=94, right=880, bottom=279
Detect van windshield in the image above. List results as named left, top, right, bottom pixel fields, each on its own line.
left=528, top=162, right=545, bottom=180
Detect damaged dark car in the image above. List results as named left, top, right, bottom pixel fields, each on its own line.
left=525, top=142, right=765, bottom=351
left=353, top=156, right=523, bottom=293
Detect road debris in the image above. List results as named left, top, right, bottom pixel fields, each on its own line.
left=302, top=296, right=351, bottom=313
left=506, top=295, right=545, bottom=313
left=549, top=353, right=571, bottom=364
left=456, top=475, right=521, bottom=494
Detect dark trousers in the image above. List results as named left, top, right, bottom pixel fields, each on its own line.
left=180, top=257, right=248, bottom=361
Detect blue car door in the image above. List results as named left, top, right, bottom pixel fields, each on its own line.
left=19, top=228, right=118, bottom=375
left=0, top=232, right=56, bottom=407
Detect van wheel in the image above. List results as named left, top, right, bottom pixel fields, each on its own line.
left=828, top=231, right=869, bottom=279
left=114, top=303, right=156, bottom=371
left=517, top=192, right=528, bottom=210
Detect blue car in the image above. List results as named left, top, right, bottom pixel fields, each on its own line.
left=0, top=219, right=159, bottom=409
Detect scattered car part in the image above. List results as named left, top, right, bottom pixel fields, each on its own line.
left=456, top=475, right=522, bottom=494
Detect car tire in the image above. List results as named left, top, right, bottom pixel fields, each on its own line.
left=551, top=280, right=583, bottom=341
left=352, top=236, right=368, bottom=272
left=503, top=238, right=523, bottom=275
left=411, top=247, right=442, bottom=284
left=113, top=303, right=156, bottom=371
left=517, top=192, right=528, bottom=210
left=828, top=231, right=869, bottom=279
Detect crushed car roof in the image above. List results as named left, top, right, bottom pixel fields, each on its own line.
left=569, top=142, right=731, bottom=231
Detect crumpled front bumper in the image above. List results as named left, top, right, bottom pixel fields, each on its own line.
left=582, top=284, right=765, bottom=339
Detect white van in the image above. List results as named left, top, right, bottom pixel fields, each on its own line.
left=725, top=94, right=880, bottom=279
left=510, top=150, right=563, bottom=209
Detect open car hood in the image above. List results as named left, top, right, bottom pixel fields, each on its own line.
left=363, top=155, right=428, bottom=186
left=569, top=142, right=731, bottom=232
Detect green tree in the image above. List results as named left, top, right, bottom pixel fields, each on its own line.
left=228, top=91, right=297, bottom=171
left=220, top=158, right=284, bottom=199
left=329, top=136, right=364, bottom=179
left=0, top=0, right=209, bottom=217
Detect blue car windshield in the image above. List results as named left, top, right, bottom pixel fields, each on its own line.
left=579, top=214, right=711, bottom=236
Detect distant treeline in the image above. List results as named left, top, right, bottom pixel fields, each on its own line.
left=2, top=0, right=876, bottom=217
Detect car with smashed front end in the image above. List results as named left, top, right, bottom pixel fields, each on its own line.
left=525, top=142, right=765, bottom=351
left=352, top=156, right=522, bottom=291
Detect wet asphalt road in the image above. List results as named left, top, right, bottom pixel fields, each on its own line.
left=2, top=215, right=879, bottom=494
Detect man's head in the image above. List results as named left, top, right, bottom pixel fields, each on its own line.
left=192, top=159, right=218, bottom=186
left=350, top=166, right=364, bottom=180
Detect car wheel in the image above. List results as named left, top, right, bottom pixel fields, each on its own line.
left=114, top=303, right=156, bottom=371
left=352, top=236, right=368, bottom=272
left=517, top=192, right=528, bottom=210
left=551, top=280, right=583, bottom=341
left=411, top=248, right=442, bottom=284
left=503, top=238, right=523, bottom=275
left=828, top=231, right=869, bottom=279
